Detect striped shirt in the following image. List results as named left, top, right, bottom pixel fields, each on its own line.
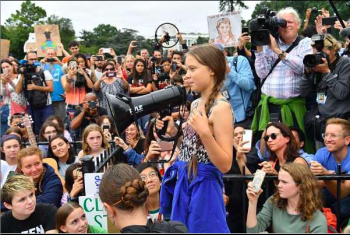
left=254, top=36, right=313, bottom=99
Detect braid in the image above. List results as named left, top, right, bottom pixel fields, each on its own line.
left=117, top=179, right=149, bottom=210
left=188, top=82, right=223, bottom=181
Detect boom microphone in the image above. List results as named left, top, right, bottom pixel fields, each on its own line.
left=106, top=85, right=186, bottom=135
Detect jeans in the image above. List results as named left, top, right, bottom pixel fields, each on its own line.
left=27, top=105, right=54, bottom=135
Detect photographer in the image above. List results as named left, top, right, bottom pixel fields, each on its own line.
left=70, top=92, right=108, bottom=139
left=170, top=51, right=187, bottom=78
left=252, top=7, right=313, bottom=153
left=40, top=48, right=66, bottom=123
left=15, top=51, right=54, bottom=135
left=152, top=57, right=172, bottom=91
left=90, top=53, right=105, bottom=81
left=300, top=34, right=350, bottom=145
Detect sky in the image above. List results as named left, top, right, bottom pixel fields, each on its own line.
left=1, top=1, right=259, bottom=39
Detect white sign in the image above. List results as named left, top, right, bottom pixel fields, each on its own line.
left=79, top=195, right=108, bottom=232
left=84, top=173, right=103, bottom=196
left=207, top=11, right=242, bottom=48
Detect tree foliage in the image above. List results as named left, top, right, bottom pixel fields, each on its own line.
left=219, top=0, right=248, bottom=12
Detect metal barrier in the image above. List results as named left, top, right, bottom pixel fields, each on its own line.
left=223, top=164, right=350, bottom=232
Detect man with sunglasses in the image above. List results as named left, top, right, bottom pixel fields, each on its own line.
left=301, top=34, right=350, bottom=146
left=310, top=118, right=350, bottom=226
left=15, top=51, right=54, bottom=135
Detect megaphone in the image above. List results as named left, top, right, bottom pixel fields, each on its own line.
left=106, top=85, right=187, bottom=135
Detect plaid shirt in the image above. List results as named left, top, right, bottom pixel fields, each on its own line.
left=254, top=36, right=313, bottom=99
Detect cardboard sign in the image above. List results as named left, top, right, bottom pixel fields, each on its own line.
left=1, top=39, right=10, bottom=60
left=79, top=195, right=108, bottom=232
left=84, top=173, right=103, bottom=196
left=34, top=25, right=62, bottom=57
left=207, top=11, right=242, bottom=48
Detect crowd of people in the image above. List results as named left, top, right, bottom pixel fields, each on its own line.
left=1, top=6, right=350, bottom=233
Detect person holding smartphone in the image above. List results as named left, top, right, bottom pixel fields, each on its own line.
left=97, top=115, right=118, bottom=142
left=93, top=62, right=129, bottom=116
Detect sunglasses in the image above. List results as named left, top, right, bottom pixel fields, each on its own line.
left=104, top=68, right=115, bottom=71
left=264, top=133, right=282, bottom=142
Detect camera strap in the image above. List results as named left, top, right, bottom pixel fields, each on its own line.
left=260, top=36, right=301, bottom=89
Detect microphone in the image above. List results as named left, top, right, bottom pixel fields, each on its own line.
left=339, top=27, right=350, bottom=38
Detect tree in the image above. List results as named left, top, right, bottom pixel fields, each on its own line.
left=219, top=0, right=248, bottom=13
left=45, top=15, right=76, bottom=49
left=196, top=36, right=209, bottom=45
left=2, top=0, right=47, bottom=59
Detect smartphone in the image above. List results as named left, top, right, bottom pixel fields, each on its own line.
left=117, top=56, right=123, bottom=64
left=107, top=71, right=116, bottom=77
left=252, top=169, right=266, bottom=192
left=132, top=41, right=139, bottom=47
left=102, top=48, right=111, bottom=54
left=102, top=124, right=110, bottom=131
left=46, top=58, right=56, bottom=63
left=158, top=141, right=173, bottom=152
left=322, top=16, right=337, bottom=26
left=171, top=61, right=177, bottom=72
left=96, top=55, right=103, bottom=61
left=69, top=61, right=77, bottom=70
left=3, top=68, right=9, bottom=76
left=242, top=27, right=249, bottom=35
left=242, top=129, right=253, bottom=150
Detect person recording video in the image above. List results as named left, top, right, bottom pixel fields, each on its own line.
left=300, top=34, right=350, bottom=145
left=70, top=92, right=108, bottom=139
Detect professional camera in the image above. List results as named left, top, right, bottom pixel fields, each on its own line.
left=155, top=65, right=170, bottom=82
left=303, top=34, right=329, bottom=68
left=89, top=101, right=96, bottom=109
left=311, top=7, right=322, bottom=14
left=75, top=69, right=87, bottom=88
left=18, top=60, right=40, bottom=75
left=249, top=8, right=287, bottom=46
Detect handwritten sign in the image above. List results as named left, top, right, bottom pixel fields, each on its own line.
left=34, top=25, right=62, bottom=57
left=1, top=39, right=10, bottom=59
left=79, top=195, right=108, bottom=232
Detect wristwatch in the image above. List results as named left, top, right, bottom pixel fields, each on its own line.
left=278, top=51, right=287, bottom=60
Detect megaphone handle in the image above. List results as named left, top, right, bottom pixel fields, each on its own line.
left=158, top=119, right=168, bottom=136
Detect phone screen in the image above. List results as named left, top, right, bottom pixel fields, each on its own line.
left=158, top=141, right=173, bottom=152
left=117, top=56, right=123, bottom=64
left=242, top=129, right=252, bottom=150
left=69, top=61, right=77, bottom=70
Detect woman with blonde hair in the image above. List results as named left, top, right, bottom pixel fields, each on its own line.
left=246, top=162, right=327, bottom=233
left=77, top=124, right=109, bottom=161
left=215, top=18, right=236, bottom=47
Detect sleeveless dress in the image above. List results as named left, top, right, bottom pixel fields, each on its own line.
left=160, top=97, right=233, bottom=233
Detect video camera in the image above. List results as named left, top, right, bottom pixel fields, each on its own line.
left=249, top=8, right=287, bottom=46
left=303, top=34, right=329, bottom=68
left=18, top=60, right=40, bottom=75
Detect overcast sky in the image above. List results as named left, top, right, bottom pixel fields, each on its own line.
left=1, top=1, right=259, bottom=38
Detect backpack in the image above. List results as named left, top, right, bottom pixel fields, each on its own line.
left=307, top=208, right=338, bottom=233
left=23, top=70, right=48, bottom=109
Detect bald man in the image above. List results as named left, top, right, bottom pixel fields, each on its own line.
left=70, top=92, right=108, bottom=138
left=41, top=48, right=66, bottom=123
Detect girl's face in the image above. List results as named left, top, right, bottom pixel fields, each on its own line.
left=50, top=138, right=70, bottom=160
left=233, top=127, right=245, bottom=145
left=125, top=124, right=137, bottom=140
left=1, top=139, right=21, bottom=163
left=140, top=167, right=161, bottom=196
left=86, top=131, right=103, bottom=151
left=60, top=208, right=88, bottom=233
left=277, top=170, right=299, bottom=199
left=161, top=61, right=171, bottom=73
left=43, top=126, right=58, bottom=141
left=1, top=62, right=13, bottom=75
left=135, top=61, right=145, bottom=74
left=180, top=106, right=190, bottom=120
left=5, top=189, right=36, bottom=219
left=77, top=58, right=86, bottom=68
left=126, top=58, right=134, bottom=69
left=218, top=22, right=230, bottom=36
left=184, top=55, right=214, bottom=94
left=20, top=155, right=44, bottom=181
left=265, top=126, right=289, bottom=153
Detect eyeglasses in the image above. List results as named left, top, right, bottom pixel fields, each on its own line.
left=322, top=133, right=345, bottom=139
left=45, top=130, right=57, bottom=135
left=264, top=133, right=282, bottom=142
left=140, top=171, right=158, bottom=182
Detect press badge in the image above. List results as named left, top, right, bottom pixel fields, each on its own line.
left=316, top=92, right=327, bottom=105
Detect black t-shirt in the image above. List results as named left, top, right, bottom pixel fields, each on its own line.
left=1, top=203, right=57, bottom=233
left=127, top=74, right=151, bottom=97
left=73, top=106, right=108, bottom=137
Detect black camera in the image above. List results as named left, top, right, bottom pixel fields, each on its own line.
left=151, top=57, right=161, bottom=63
left=18, top=60, right=40, bottom=75
left=89, top=101, right=96, bottom=109
left=75, top=69, right=87, bottom=88
left=303, top=34, right=329, bottom=68
left=46, top=58, right=56, bottom=63
left=249, top=8, right=287, bottom=46
left=311, top=7, right=322, bottom=14
left=156, top=65, right=170, bottom=82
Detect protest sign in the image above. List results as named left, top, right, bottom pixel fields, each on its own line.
left=79, top=195, right=108, bottom=232
left=1, top=39, right=10, bottom=59
left=207, top=11, right=242, bottom=48
left=34, top=25, right=62, bottom=57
